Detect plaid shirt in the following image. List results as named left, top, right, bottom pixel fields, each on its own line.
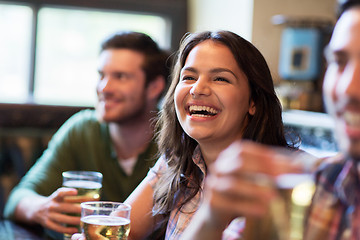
left=147, top=146, right=244, bottom=240
left=304, top=154, right=360, bottom=240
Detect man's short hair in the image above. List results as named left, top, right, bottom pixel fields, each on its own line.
left=100, top=31, right=170, bottom=91
left=337, top=0, right=360, bottom=18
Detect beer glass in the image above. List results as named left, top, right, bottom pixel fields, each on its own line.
left=81, top=201, right=131, bottom=240
left=243, top=149, right=317, bottom=240
left=62, top=171, right=103, bottom=240
left=271, top=172, right=315, bottom=240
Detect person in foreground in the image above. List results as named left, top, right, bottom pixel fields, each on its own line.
left=73, top=30, right=302, bottom=240
left=303, top=0, right=360, bottom=239
left=4, top=31, right=169, bottom=238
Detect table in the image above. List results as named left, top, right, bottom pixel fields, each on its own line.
left=0, top=219, right=46, bottom=240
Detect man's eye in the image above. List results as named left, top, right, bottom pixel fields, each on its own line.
left=324, top=49, right=348, bottom=70
left=114, top=73, right=125, bottom=79
left=334, top=57, right=348, bottom=69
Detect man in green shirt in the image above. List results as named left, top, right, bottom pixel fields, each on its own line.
left=3, top=31, right=169, bottom=238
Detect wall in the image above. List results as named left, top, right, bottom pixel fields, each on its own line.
left=187, top=0, right=337, bottom=111
left=252, top=0, right=337, bottom=83
left=188, top=0, right=254, bottom=41
left=188, top=0, right=336, bottom=81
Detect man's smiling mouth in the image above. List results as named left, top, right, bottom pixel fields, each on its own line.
left=344, top=111, right=360, bottom=128
left=189, top=105, right=219, bottom=117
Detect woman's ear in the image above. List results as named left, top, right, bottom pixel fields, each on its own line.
left=249, top=101, right=256, bottom=115
left=146, top=76, right=166, bottom=101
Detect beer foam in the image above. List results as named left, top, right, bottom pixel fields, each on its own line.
left=276, top=173, right=314, bottom=189
left=82, top=215, right=130, bottom=226
left=63, top=180, right=102, bottom=189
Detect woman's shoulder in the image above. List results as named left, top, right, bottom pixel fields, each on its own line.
left=315, top=153, right=346, bottom=185
left=146, top=156, right=169, bottom=188
left=149, top=156, right=169, bottom=175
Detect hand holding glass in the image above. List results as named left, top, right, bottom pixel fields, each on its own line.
left=62, top=171, right=103, bottom=202
left=271, top=150, right=317, bottom=240
left=81, top=201, right=131, bottom=240
left=243, top=148, right=317, bottom=240
left=62, top=171, right=103, bottom=239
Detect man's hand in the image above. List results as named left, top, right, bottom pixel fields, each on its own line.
left=15, top=187, right=96, bottom=235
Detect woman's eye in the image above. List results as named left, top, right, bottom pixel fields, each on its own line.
left=214, top=77, right=230, bottom=83
left=181, top=75, right=195, bottom=81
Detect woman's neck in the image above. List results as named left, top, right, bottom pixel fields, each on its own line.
left=199, top=142, right=228, bottom=167
left=198, top=136, right=243, bottom=171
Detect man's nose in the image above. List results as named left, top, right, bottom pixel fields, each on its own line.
left=97, top=76, right=113, bottom=92
left=342, top=59, right=360, bottom=97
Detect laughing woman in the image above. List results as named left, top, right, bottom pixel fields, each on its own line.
left=125, top=30, right=301, bottom=240
left=73, top=30, right=301, bottom=240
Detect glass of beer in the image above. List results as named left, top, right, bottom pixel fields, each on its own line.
left=270, top=172, right=315, bottom=240
left=62, top=171, right=103, bottom=240
left=81, top=201, right=131, bottom=240
left=243, top=149, right=317, bottom=240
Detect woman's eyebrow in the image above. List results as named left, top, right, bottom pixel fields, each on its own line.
left=210, top=68, right=237, bottom=78
left=181, top=67, right=197, bottom=74
left=180, top=67, right=238, bottom=79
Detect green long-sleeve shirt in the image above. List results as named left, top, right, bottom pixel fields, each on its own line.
left=4, top=109, right=158, bottom=219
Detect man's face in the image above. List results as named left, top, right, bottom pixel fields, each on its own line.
left=323, top=7, right=360, bottom=158
left=95, top=49, right=148, bottom=124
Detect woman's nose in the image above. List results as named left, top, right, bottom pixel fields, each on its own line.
left=189, top=77, right=211, bottom=97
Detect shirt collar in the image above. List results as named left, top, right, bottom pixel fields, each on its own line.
left=192, top=145, right=207, bottom=176
left=334, top=159, right=360, bottom=205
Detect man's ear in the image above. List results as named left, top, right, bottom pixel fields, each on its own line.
left=146, top=76, right=166, bottom=101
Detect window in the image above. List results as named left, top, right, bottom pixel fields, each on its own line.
left=34, top=7, right=169, bottom=106
left=0, top=4, right=32, bottom=103
left=0, top=0, right=187, bottom=107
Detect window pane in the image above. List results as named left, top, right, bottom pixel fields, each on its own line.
left=34, top=7, right=169, bottom=106
left=0, top=4, right=32, bottom=103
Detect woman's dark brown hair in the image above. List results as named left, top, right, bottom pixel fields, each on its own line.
left=153, top=30, right=290, bottom=230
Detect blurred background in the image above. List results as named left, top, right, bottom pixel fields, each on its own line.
left=0, top=0, right=337, bottom=215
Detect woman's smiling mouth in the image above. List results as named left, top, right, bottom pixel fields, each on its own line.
left=188, top=105, right=219, bottom=117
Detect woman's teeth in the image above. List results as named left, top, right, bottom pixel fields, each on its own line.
left=189, top=105, right=218, bottom=117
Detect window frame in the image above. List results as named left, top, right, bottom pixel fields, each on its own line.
left=0, top=0, right=187, bottom=129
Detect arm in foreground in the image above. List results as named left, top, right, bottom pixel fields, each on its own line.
left=182, top=141, right=304, bottom=240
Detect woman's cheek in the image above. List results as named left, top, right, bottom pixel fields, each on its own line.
left=174, top=83, right=187, bottom=121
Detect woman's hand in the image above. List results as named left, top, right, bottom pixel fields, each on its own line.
left=71, top=233, right=85, bottom=240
